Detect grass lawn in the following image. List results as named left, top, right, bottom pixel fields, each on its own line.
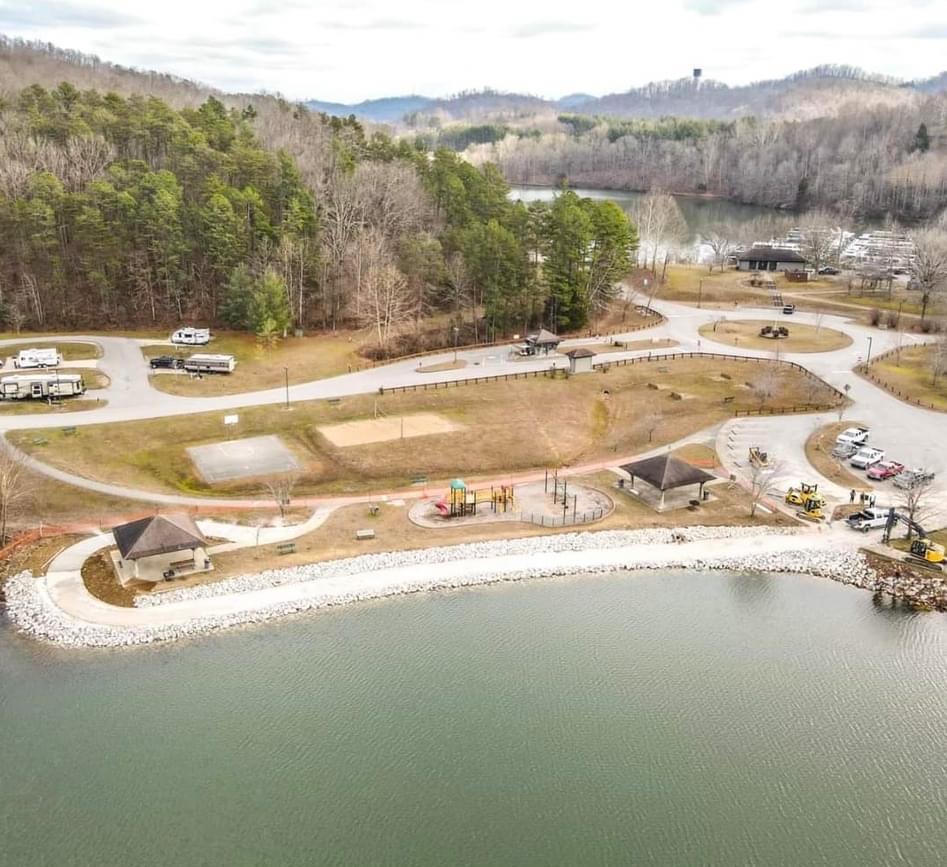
left=864, top=345, right=947, bottom=412
left=804, top=420, right=872, bottom=491
left=86, top=469, right=791, bottom=605
left=1, top=341, right=102, bottom=361
left=13, top=358, right=839, bottom=499
left=698, top=319, right=852, bottom=353
left=141, top=330, right=371, bottom=396
left=0, top=398, right=106, bottom=415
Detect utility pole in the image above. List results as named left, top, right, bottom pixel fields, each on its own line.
left=697, top=280, right=703, bottom=308
left=866, top=336, right=873, bottom=366
left=284, top=367, right=289, bottom=410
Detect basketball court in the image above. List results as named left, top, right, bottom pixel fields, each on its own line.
left=188, top=435, right=300, bottom=482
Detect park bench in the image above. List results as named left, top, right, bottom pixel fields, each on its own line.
left=62, top=426, right=77, bottom=436
left=723, top=396, right=735, bottom=404
left=411, top=475, right=428, bottom=485
left=32, top=436, right=48, bottom=446
left=355, top=529, right=375, bottom=541
left=276, top=542, right=296, bottom=556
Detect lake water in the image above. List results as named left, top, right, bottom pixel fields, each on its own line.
left=3, top=570, right=947, bottom=866
left=509, top=185, right=774, bottom=246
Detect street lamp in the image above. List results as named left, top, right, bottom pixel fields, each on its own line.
left=866, top=336, right=873, bottom=365
left=283, top=366, right=289, bottom=410
left=452, top=326, right=460, bottom=363
left=896, top=300, right=904, bottom=331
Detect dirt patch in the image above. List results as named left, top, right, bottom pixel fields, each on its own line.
left=317, top=412, right=461, bottom=447
left=805, top=420, right=872, bottom=491
left=81, top=549, right=145, bottom=606
left=417, top=360, right=468, bottom=373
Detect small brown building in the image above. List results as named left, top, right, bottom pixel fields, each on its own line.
left=736, top=247, right=808, bottom=273
left=565, top=348, right=596, bottom=374
left=111, top=514, right=210, bottom=585
left=619, top=454, right=715, bottom=511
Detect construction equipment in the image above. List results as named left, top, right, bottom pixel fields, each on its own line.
left=748, top=447, right=769, bottom=468
left=785, top=482, right=826, bottom=512
left=882, top=509, right=945, bottom=570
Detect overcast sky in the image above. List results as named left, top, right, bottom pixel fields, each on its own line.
left=1, top=0, right=945, bottom=102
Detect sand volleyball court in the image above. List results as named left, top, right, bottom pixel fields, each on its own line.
left=317, top=412, right=460, bottom=447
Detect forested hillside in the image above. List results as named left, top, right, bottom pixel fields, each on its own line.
left=468, top=101, right=947, bottom=221
left=0, top=48, right=637, bottom=340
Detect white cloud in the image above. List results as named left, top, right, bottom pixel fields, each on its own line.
left=0, top=0, right=944, bottom=102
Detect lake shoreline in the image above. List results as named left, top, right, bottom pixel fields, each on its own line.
left=2, top=526, right=895, bottom=649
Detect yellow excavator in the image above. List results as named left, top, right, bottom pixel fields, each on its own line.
left=785, top=482, right=826, bottom=519
left=882, top=510, right=946, bottom=570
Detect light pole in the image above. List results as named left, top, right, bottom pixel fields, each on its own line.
left=284, top=367, right=289, bottom=410
left=866, top=336, right=873, bottom=366
left=896, top=300, right=904, bottom=331
left=452, top=325, right=460, bottom=363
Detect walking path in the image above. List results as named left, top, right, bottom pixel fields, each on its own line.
left=4, top=297, right=947, bottom=644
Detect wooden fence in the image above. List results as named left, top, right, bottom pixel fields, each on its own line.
left=379, top=366, right=561, bottom=395
left=858, top=347, right=945, bottom=412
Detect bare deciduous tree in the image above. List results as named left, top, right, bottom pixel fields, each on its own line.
left=746, top=458, right=784, bottom=518
left=897, top=476, right=936, bottom=540
left=910, top=230, right=947, bottom=321
left=262, top=473, right=299, bottom=521
left=0, top=446, right=30, bottom=545
left=751, top=363, right=783, bottom=410
left=361, top=260, right=412, bottom=350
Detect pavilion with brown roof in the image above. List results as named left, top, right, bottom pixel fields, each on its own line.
left=111, top=514, right=211, bottom=586
left=619, top=454, right=715, bottom=511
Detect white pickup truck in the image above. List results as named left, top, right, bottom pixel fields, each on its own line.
left=850, top=446, right=885, bottom=469
left=835, top=426, right=869, bottom=448
left=846, top=507, right=889, bottom=533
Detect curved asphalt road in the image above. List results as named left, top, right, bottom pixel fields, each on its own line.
left=1, top=304, right=943, bottom=519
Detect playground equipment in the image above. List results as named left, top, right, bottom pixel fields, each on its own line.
left=435, top=479, right=515, bottom=518
left=881, top=510, right=945, bottom=570
left=785, top=482, right=826, bottom=519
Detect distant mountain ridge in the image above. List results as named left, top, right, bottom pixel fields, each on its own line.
left=307, top=65, right=947, bottom=124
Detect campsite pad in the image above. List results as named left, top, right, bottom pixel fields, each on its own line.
left=317, top=412, right=460, bottom=447
left=188, top=435, right=299, bottom=483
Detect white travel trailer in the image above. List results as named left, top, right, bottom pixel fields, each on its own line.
left=171, top=327, right=211, bottom=346
left=183, top=354, right=236, bottom=374
left=13, top=347, right=61, bottom=369
left=0, top=372, right=85, bottom=400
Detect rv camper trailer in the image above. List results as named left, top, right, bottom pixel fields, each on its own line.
left=183, top=354, right=236, bottom=374
left=13, top=347, right=61, bottom=369
left=171, top=327, right=211, bottom=346
left=0, top=373, right=85, bottom=400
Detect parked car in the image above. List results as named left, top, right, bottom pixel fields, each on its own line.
left=835, top=426, right=870, bottom=448
left=851, top=447, right=885, bottom=469
left=846, top=507, right=890, bottom=533
left=867, top=461, right=905, bottom=481
left=782, top=304, right=795, bottom=314
left=818, top=266, right=841, bottom=275
left=894, top=468, right=936, bottom=489
left=831, top=442, right=859, bottom=459
left=149, top=355, right=184, bottom=370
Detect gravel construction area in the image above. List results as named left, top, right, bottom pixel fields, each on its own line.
left=3, top=526, right=886, bottom=649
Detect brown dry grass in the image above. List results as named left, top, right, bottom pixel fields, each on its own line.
left=698, top=320, right=852, bottom=353
left=142, top=331, right=370, bottom=396
left=864, top=345, right=947, bottom=412
left=567, top=338, right=678, bottom=355
left=13, top=358, right=837, bottom=499
left=805, top=421, right=872, bottom=491
left=0, top=533, right=85, bottom=580
left=0, top=398, right=106, bottom=415
left=131, top=472, right=792, bottom=597
left=417, top=360, right=468, bottom=373
left=1, top=341, right=102, bottom=361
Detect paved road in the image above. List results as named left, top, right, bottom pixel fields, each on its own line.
left=2, top=304, right=943, bottom=519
